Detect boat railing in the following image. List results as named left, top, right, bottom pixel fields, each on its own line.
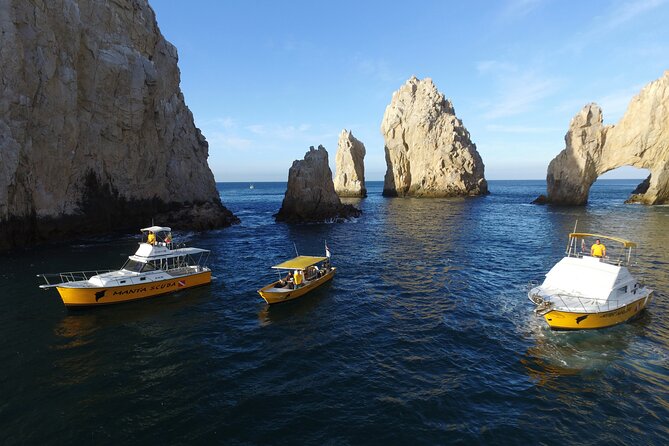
left=566, top=252, right=629, bottom=267
left=37, top=270, right=114, bottom=288
left=565, top=235, right=635, bottom=267
left=551, top=293, right=631, bottom=314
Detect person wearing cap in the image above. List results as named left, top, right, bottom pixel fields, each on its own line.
left=591, top=239, right=606, bottom=258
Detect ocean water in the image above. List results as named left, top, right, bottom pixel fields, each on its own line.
left=1, top=180, right=668, bottom=444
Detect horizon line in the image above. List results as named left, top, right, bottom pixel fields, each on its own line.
left=215, top=177, right=647, bottom=183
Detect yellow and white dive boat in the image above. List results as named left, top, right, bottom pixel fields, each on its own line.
left=38, top=226, right=212, bottom=307
left=258, top=255, right=335, bottom=305
left=528, top=233, right=653, bottom=330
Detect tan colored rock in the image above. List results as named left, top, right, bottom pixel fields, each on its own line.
left=539, top=70, right=669, bottom=205
left=381, top=76, right=488, bottom=197
left=0, top=0, right=238, bottom=249
left=333, top=129, right=367, bottom=197
left=275, top=146, right=362, bottom=223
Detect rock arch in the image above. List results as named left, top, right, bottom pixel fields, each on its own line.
left=537, top=71, right=669, bottom=205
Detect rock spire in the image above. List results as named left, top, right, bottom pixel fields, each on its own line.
left=381, top=76, right=488, bottom=197
left=333, top=129, right=367, bottom=198
left=275, top=146, right=362, bottom=223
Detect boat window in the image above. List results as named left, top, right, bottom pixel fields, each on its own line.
left=122, top=259, right=144, bottom=273
left=141, top=262, right=157, bottom=272
left=618, top=285, right=628, bottom=293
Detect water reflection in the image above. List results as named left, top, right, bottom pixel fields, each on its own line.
left=521, top=315, right=649, bottom=387
left=257, top=283, right=331, bottom=326
left=53, top=314, right=100, bottom=349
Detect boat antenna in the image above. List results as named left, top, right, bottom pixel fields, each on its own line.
left=567, top=219, right=578, bottom=255
left=293, top=242, right=299, bottom=257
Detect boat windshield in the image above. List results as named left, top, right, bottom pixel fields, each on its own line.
left=122, top=259, right=156, bottom=273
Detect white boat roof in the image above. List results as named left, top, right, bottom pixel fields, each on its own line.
left=130, top=244, right=209, bottom=261
left=541, top=256, right=635, bottom=301
left=141, top=225, right=171, bottom=233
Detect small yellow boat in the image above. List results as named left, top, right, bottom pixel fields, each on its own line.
left=38, top=226, right=212, bottom=307
left=528, top=233, right=653, bottom=330
left=258, top=255, right=335, bottom=304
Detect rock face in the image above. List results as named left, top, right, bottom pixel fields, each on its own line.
left=333, top=129, right=367, bottom=197
left=381, top=76, right=488, bottom=197
left=275, top=146, right=362, bottom=223
left=0, top=0, right=238, bottom=250
left=539, top=71, right=669, bottom=205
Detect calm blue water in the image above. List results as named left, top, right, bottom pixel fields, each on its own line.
left=1, top=180, right=668, bottom=444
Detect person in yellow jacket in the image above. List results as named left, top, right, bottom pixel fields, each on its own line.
left=293, top=269, right=303, bottom=288
left=591, top=239, right=606, bottom=258
left=147, top=231, right=156, bottom=245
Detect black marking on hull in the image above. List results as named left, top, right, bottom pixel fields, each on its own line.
left=576, top=314, right=589, bottom=324
left=94, top=290, right=107, bottom=302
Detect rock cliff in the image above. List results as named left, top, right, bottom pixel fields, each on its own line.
left=381, top=76, right=488, bottom=197
left=0, top=0, right=238, bottom=250
left=537, top=71, right=669, bottom=205
left=275, top=146, right=362, bottom=223
left=333, top=129, right=367, bottom=197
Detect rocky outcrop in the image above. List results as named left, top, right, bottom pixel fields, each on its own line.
left=333, top=129, right=367, bottom=197
left=0, top=0, right=238, bottom=250
left=537, top=71, right=669, bottom=205
left=275, top=146, right=362, bottom=223
left=381, top=76, right=488, bottom=197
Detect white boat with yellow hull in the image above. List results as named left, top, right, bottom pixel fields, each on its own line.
left=38, top=226, right=212, bottom=307
left=258, top=255, right=335, bottom=304
left=529, top=233, right=653, bottom=330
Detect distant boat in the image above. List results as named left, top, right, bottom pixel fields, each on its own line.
left=257, top=255, right=334, bottom=304
left=528, top=232, right=653, bottom=330
left=249, top=184, right=255, bottom=189
left=37, top=226, right=212, bottom=307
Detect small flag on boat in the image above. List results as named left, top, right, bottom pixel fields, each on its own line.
left=325, top=241, right=331, bottom=259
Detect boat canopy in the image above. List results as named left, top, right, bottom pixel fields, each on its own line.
left=271, top=255, right=328, bottom=270
left=543, top=256, right=635, bottom=301
left=569, top=233, right=636, bottom=248
left=141, top=226, right=171, bottom=233
left=130, top=247, right=209, bottom=262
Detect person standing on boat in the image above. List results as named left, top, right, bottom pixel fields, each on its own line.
left=591, top=239, right=606, bottom=258
left=293, top=269, right=303, bottom=288
left=147, top=231, right=156, bottom=245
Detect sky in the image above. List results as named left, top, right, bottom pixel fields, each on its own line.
left=151, top=0, right=669, bottom=182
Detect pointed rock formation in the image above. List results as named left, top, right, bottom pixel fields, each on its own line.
left=333, top=129, right=367, bottom=197
left=0, top=0, right=238, bottom=250
left=275, top=146, right=362, bottom=223
left=381, top=76, right=488, bottom=197
left=537, top=70, right=669, bottom=205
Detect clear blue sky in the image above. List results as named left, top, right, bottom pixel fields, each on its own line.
left=151, top=0, right=669, bottom=181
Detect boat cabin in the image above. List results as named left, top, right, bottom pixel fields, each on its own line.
left=540, top=233, right=644, bottom=304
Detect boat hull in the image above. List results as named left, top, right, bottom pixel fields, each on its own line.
left=56, top=271, right=211, bottom=307
left=258, top=268, right=335, bottom=304
left=542, top=293, right=653, bottom=330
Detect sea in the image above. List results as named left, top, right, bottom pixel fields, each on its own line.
left=1, top=180, right=668, bottom=445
